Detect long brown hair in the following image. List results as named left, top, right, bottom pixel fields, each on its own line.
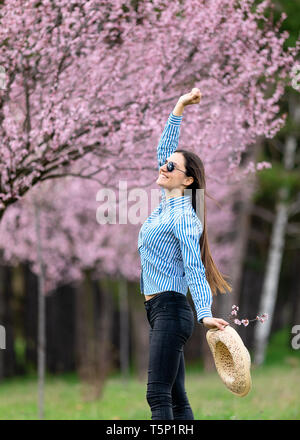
left=176, top=149, right=232, bottom=296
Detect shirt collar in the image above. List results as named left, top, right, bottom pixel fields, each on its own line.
left=163, top=194, right=192, bottom=210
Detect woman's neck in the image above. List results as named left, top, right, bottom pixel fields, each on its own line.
left=164, top=188, right=184, bottom=200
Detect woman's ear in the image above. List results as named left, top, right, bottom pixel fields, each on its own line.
left=184, top=176, right=194, bottom=187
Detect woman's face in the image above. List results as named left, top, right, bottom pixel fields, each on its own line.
left=156, top=152, right=193, bottom=193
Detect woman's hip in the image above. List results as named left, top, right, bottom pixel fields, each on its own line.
left=144, top=290, right=189, bottom=309
left=144, top=291, right=194, bottom=340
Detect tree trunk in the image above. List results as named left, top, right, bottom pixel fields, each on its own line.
left=11, top=264, right=26, bottom=375
left=119, top=278, right=130, bottom=380
left=288, top=249, right=300, bottom=348
left=24, top=263, right=38, bottom=368
left=75, top=270, right=96, bottom=400
left=95, top=278, right=114, bottom=393
left=218, top=139, right=262, bottom=319
left=34, top=202, right=46, bottom=420
left=46, top=284, right=76, bottom=373
left=75, top=273, right=114, bottom=400
left=253, top=133, right=297, bottom=365
left=0, top=264, right=16, bottom=379
left=0, top=262, right=5, bottom=380
left=128, top=281, right=149, bottom=381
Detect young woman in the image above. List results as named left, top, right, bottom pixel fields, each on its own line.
left=138, top=88, right=231, bottom=420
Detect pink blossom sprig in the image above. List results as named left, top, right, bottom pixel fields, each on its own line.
left=228, top=305, right=269, bottom=327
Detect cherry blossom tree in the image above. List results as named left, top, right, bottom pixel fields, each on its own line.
left=0, top=1, right=299, bottom=389
left=0, top=0, right=299, bottom=222
left=0, top=172, right=236, bottom=292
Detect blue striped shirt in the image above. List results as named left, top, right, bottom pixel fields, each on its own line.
left=138, top=112, right=213, bottom=322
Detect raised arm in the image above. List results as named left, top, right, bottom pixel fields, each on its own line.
left=157, top=89, right=202, bottom=201
left=157, top=89, right=203, bottom=169
left=156, top=104, right=184, bottom=171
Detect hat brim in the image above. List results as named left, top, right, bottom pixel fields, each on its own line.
left=206, top=325, right=252, bottom=397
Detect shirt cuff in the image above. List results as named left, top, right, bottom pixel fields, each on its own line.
left=168, top=112, right=183, bottom=126
left=197, top=307, right=213, bottom=323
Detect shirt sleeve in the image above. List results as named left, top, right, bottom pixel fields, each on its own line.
left=173, top=211, right=213, bottom=323
left=157, top=112, right=183, bottom=203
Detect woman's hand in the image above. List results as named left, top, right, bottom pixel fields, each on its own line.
left=202, top=317, right=229, bottom=331
left=172, top=87, right=202, bottom=116
left=178, top=88, right=202, bottom=106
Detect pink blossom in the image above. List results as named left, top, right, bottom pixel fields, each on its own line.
left=231, top=309, right=237, bottom=316
left=256, top=161, right=272, bottom=171
left=0, top=0, right=297, bottom=224
left=241, top=319, right=249, bottom=327
left=234, top=319, right=241, bottom=325
left=0, top=0, right=297, bottom=293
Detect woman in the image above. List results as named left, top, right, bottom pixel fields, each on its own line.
left=138, top=88, right=232, bottom=420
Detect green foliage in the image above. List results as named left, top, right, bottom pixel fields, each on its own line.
left=264, top=325, right=300, bottom=367
left=252, top=0, right=300, bottom=48
left=14, top=337, right=26, bottom=370
left=254, top=163, right=300, bottom=203
left=277, top=114, right=300, bottom=137
left=273, top=0, right=300, bottom=48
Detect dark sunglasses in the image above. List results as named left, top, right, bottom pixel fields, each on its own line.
left=164, top=159, right=187, bottom=175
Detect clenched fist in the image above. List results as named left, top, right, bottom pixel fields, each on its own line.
left=178, top=88, right=202, bottom=106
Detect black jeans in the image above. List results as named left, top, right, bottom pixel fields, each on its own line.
left=144, top=290, right=195, bottom=420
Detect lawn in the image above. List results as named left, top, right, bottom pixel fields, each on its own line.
left=0, top=361, right=299, bottom=420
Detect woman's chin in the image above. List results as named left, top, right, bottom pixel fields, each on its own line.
left=156, top=178, right=167, bottom=188
left=156, top=176, right=169, bottom=187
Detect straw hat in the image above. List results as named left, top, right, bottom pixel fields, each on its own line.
left=206, top=325, right=252, bottom=397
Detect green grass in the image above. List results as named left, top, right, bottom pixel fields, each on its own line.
left=0, top=363, right=299, bottom=420
left=1, top=326, right=300, bottom=420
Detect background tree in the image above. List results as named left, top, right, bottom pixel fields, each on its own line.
left=0, top=0, right=297, bottom=220
left=1, top=0, right=299, bottom=386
